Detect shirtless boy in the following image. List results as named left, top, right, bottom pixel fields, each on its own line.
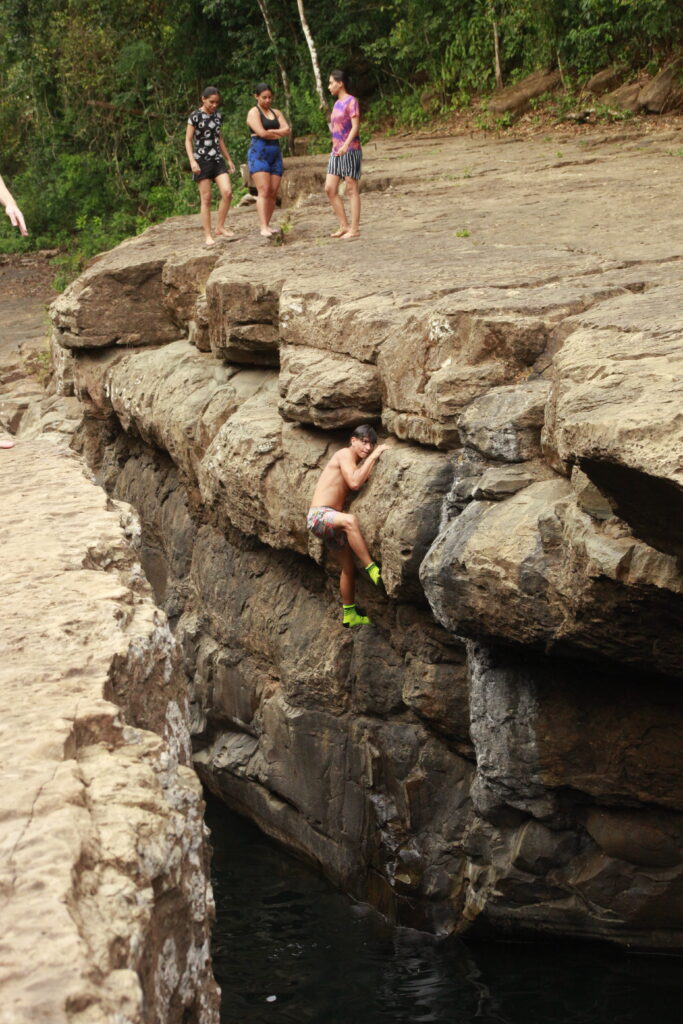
left=307, top=424, right=389, bottom=627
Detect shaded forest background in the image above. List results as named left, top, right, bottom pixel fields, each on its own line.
left=1, top=0, right=681, bottom=271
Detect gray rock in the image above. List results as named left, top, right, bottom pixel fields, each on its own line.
left=459, top=380, right=550, bottom=462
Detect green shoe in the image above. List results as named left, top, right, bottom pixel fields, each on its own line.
left=365, top=561, right=381, bottom=586
left=342, top=604, right=371, bottom=628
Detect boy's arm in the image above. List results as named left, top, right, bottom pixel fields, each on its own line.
left=339, top=445, right=389, bottom=491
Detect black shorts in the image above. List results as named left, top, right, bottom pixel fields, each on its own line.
left=193, top=157, right=229, bottom=182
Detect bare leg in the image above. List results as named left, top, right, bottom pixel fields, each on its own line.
left=342, top=177, right=360, bottom=238
left=325, top=173, right=349, bottom=235
left=197, top=179, right=214, bottom=245
left=214, top=173, right=234, bottom=237
left=330, top=512, right=373, bottom=567
left=268, top=175, right=282, bottom=229
left=252, top=171, right=276, bottom=235
left=337, top=545, right=356, bottom=605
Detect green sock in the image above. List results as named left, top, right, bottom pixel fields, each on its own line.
left=365, top=561, right=381, bottom=586
left=342, top=603, right=371, bottom=627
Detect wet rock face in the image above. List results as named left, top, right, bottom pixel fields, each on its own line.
left=52, top=129, right=683, bottom=950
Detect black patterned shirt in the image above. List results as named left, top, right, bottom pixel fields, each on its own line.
left=187, top=109, right=223, bottom=162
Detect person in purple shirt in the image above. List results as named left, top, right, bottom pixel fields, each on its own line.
left=325, top=69, right=362, bottom=240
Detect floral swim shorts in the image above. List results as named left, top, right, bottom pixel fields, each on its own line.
left=306, top=506, right=347, bottom=550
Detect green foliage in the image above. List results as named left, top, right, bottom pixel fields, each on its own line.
left=0, top=0, right=681, bottom=276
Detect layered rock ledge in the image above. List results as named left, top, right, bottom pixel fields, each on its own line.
left=0, top=442, right=219, bottom=1023
left=48, top=127, right=683, bottom=949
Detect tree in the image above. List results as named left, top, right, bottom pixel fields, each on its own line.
left=255, top=0, right=294, bottom=148
left=295, top=0, right=328, bottom=113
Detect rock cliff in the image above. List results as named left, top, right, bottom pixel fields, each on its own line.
left=49, top=127, right=683, bottom=949
left=0, top=440, right=219, bottom=1021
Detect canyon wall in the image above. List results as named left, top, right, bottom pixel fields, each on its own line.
left=0, top=427, right=219, bottom=1019
left=47, top=128, right=683, bottom=949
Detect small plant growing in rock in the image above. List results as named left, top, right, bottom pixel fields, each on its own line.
left=271, top=217, right=293, bottom=246
left=455, top=228, right=470, bottom=238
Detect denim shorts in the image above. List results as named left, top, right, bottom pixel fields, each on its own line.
left=248, top=137, right=284, bottom=176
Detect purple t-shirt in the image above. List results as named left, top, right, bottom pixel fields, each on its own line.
left=330, top=95, right=361, bottom=155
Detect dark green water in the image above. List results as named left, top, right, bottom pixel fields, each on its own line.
left=205, top=794, right=683, bottom=1024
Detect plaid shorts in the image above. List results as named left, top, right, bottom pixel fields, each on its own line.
left=306, top=506, right=347, bottom=550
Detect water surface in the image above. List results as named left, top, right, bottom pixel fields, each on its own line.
left=206, top=794, right=683, bottom=1024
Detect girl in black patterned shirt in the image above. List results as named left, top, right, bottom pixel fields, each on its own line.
left=185, top=86, right=236, bottom=246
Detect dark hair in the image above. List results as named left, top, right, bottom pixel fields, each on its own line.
left=202, top=86, right=220, bottom=99
left=254, top=82, right=272, bottom=96
left=352, top=424, right=377, bottom=444
left=329, top=68, right=350, bottom=90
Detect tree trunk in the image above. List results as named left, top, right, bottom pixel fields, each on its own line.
left=492, top=18, right=503, bottom=90
left=295, top=0, right=328, bottom=114
left=255, top=0, right=294, bottom=152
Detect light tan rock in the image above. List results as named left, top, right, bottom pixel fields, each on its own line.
left=472, top=462, right=548, bottom=500
left=188, top=292, right=211, bottom=351
left=162, top=248, right=221, bottom=324
left=544, top=315, right=683, bottom=556
left=0, top=442, right=218, bottom=1024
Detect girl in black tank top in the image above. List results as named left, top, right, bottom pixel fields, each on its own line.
left=257, top=108, right=280, bottom=134
left=246, top=83, right=291, bottom=237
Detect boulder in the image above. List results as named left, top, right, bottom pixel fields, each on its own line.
left=488, top=70, right=561, bottom=116
left=421, top=480, right=683, bottom=676
left=544, top=294, right=683, bottom=556
left=278, top=344, right=381, bottom=428
left=602, top=81, right=644, bottom=114
left=585, top=66, right=628, bottom=96
left=206, top=267, right=283, bottom=366
left=199, top=414, right=452, bottom=599
left=50, top=218, right=214, bottom=349
left=638, top=58, right=683, bottom=113
left=106, top=341, right=273, bottom=481
left=459, top=379, right=550, bottom=461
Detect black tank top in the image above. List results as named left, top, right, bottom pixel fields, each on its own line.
left=258, top=107, right=280, bottom=130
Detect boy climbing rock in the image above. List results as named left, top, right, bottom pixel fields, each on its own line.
left=307, top=424, right=389, bottom=627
